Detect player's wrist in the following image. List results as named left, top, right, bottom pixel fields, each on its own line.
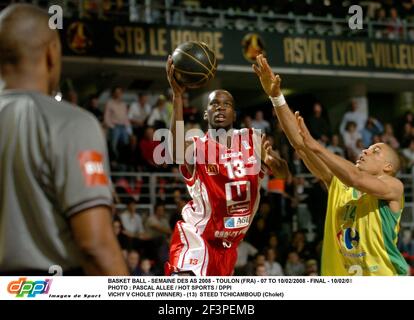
left=269, top=93, right=286, bottom=108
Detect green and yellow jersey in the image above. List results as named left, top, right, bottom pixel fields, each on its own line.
left=321, top=176, right=409, bottom=276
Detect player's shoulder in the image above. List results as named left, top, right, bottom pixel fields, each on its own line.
left=237, top=127, right=262, bottom=137
left=29, top=92, right=101, bottom=130
left=196, top=133, right=207, bottom=142
left=380, top=174, right=404, bottom=191
left=234, top=128, right=251, bottom=135
left=31, top=93, right=92, bottom=119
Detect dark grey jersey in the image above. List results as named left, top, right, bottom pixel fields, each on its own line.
left=0, top=90, right=112, bottom=273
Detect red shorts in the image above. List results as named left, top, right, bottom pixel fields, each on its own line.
left=165, top=221, right=238, bottom=276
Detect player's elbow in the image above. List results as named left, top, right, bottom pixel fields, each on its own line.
left=76, top=234, right=115, bottom=259
left=78, top=238, right=129, bottom=276
left=76, top=239, right=101, bottom=257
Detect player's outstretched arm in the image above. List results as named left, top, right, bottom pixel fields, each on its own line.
left=253, top=54, right=303, bottom=150
left=70, top=206, right=130, bottom=275
left=297, top=114, right=403, bottom=202
left=166, top=56, right=194, bottom=173
left=253, top=54, right=333, bottom=187
left=293, top=112, right=333, bottom=188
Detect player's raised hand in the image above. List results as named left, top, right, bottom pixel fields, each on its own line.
left=252, top=54, right=282, bottom=97
left=261, top=136, right=289, bottom=179
left=166, top=55, right=185, bottom=97
left=262, top=138, right=279, bottom=167
left=296, top=111, right=321, bottom=152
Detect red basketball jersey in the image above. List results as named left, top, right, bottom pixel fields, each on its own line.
left=180, top=128, right=264, bottom=248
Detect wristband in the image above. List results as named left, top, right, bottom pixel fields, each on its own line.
left=269, top=94, right=286, bottom=108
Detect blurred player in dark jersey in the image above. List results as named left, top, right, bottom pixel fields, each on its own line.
left=0, top=4, right=128, bottom=275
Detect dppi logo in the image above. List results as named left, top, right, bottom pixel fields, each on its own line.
left=7, top=278, right=52, bottom=298
left=338, top=228, right=360, bottom=250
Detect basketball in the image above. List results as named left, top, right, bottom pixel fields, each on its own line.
left=171, top=41, right=217, bottom=89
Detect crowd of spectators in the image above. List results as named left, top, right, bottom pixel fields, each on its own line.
left=3, top=0, right=414, bottom=40
left=68, top=85, right=414, bottom=276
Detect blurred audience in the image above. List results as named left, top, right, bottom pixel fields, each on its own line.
left=285, top=251, right=306, bottom=276
left=104, top=86, right=131, bottom=160
left=235, top=241, right=258, bottom=275
left=307, top=102, right=331, bottom=142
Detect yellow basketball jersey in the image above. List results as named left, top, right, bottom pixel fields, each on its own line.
left=321, top=176, right=409, bottom=276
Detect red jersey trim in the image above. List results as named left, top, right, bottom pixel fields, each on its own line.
left=179, top=164, right=196, bottom=186
left=178, top=221, right=190, bottom=269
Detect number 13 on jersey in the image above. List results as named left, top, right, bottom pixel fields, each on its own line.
left=224, top=160, right=246, bottom=179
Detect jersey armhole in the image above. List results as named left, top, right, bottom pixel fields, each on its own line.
left=328, top=176, right=340, bottom=193
left=378, top=198, right=404, bottom=216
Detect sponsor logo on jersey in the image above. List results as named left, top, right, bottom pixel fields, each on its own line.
left=227, top=202, right=250, bottom=215
left=78, top=150, right=108, bottom=187
left=242, top=140, right=251, bottom=150
left=206, top=164, right=219, bottom=175
left=337, top=227, right=360, bottom=250
left=338, top=226, right=367, bottom=259
left=221, top=152, right=243, bottom=160
left=224, top=216, right=250, bottom=229
left=225, top=181, right=251, bottom=215
left=214, top=229, right=248, bottom=239
left=247, top=155, right=257, bottom=164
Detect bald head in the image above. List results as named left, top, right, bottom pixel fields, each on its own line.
left=0, top=4, right=57, bottom=66
left=380, top=143, right=400, bottom=176
left=357, top=142, right=401, bottom=177
left=0, top=4, right=61, bottom=94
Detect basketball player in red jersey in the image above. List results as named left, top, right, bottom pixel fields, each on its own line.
left=165, top=56, right=290, bottom=276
